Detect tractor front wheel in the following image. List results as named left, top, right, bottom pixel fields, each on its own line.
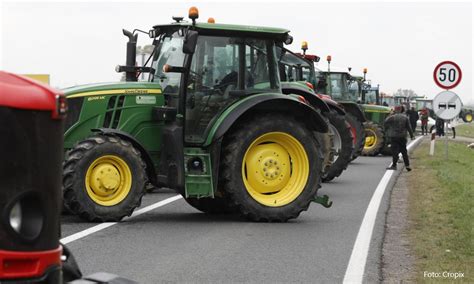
left=462, top=112, right=473, bottom=123
left=63, top=135, right=147, bottom=222
left=220, top=113, right=322, bottom=222
left=362, top=122, right=385, bottom=156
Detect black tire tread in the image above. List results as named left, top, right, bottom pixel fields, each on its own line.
left=63, top=134, right=147, bottom=222
left=219, top=113, right=323, bottom=222
left=323, top=111, right=354, bottom=182
left=361, top=122, right=385, bottom=156
left=345, top=113, right=365, bottom=161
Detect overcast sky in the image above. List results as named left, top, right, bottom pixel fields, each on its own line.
left=1, top=1, right=473, bottom=104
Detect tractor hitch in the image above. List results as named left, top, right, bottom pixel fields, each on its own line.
left=312, top=194, right=333, bottom=208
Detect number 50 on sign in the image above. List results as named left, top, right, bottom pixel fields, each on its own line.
left=433, top=61, right=462, bottom=90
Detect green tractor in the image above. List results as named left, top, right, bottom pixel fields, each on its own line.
left=353, top=77, right=392, bottom=156
left=296, top=51, right=366, bottom=161
left=277, top=46, right=354, bottom=182
left=315, top=61, right=367, bottom=160
left=62, top=8, right=331, bottom=222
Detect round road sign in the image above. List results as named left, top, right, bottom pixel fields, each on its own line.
left=433, top=61, right=462, bottom=89
left=432, top=91, right=462, bottom=120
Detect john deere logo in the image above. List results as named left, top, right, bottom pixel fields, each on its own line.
left=125, top=89, right=150, bottom=94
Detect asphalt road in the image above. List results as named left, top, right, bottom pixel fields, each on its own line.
left=62, top=155, right=392, bottom=283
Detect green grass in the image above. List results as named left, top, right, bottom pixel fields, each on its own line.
left=408, top=141, right=474, bottom=282
left=456, top=123, right=474, bottom=138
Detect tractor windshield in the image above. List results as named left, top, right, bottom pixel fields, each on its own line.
left=365, top=90, right=378, bottom=104
left=149, top=30, right=186, bottom=97
left=277, top=48, right=315, bottom=84
left=348, top=79, right=359, bottom=101
left=327, top=73, right=350, bottom=100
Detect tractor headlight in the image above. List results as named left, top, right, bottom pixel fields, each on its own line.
left=9, top=201, right=22, bottom=233
left=7, top=193, right=44, bottom=240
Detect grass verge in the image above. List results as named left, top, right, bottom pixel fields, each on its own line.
left=456, top=123, right=474, bottom=138
left=408, top=140, right=473, bottom=282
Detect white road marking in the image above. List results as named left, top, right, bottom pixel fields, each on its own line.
left=60, top=195, right=182, bottom=244
left=343, top=136, right=423, bottom=284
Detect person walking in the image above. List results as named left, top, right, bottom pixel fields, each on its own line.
left=435, top=117, right=445, bottom=137
left=420, top=108, right=429, bottom=135
left=384, top=106, right=415, bottom=171
left=448, top=119, right=457, bottom=139
left=406, top=107, right=419, bottom=134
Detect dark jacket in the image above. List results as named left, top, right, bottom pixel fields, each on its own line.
left=406, top=109, right=419, bottom=124
left=384, top=113, right=414, bottom=138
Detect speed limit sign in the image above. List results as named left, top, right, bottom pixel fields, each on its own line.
left=433, top=61, right=462, bottom=89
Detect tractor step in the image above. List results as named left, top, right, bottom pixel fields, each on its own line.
left=184, top=148, right=214, bottom=199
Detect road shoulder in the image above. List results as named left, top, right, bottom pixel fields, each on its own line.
left=381, top=171, right=415, bottom=282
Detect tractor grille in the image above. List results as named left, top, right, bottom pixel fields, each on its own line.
left=103, top=95, right=125, bottom=128
left=64, top=97, right=84, bottom=132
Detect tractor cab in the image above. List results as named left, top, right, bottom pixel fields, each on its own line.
left=147, top=22, right=282, bottom=144
left=320, top=70, right=357, bottom=102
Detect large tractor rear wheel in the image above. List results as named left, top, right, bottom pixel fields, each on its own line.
left=315, top=130, right=334, bottom=177
left=323, top=111, right=354, bottom=182
left=63, top=135, right=147, bottom=222
left=362, top=122, right=384, bottom=156
left=220, top=113, right=322, bottom=222
left=345, top=113, right=365, bottom=161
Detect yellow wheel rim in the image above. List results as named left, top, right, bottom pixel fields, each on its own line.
left=466, top=114, right=473, bottom=122
left=364, top=129, right=377, bottom=149
left=241, top=132, right=309, bottom=207
left=85, top=155, right=132, bottom=206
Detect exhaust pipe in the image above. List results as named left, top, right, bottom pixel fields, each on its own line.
left=123, top=29, right=138, bottom=82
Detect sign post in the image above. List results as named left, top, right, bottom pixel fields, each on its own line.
left=432, top=60, right=463, bottom=158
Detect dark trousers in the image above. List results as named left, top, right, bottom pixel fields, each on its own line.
left=410, top=121, right=417, bottom=133
left=391, top=137, right=409, bottom=167
left=421, top=123, right=428, bottom=135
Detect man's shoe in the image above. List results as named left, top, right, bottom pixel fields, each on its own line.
left=386, top=166, right=397, bottom=170
left=406, top=166, right=412, bottom=172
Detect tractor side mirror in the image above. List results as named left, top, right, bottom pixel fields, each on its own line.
left=183, top=30, right=198, bottom=54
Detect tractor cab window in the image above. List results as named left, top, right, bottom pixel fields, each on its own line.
left=277, top=48, right=314, bottom=84
left=328, top=73, right=347, bottom=100
left=365, top=90, right=377, bottom=104
left=150, top=31, right=185, bottom=97
left=185, top=36, right=279, bottom=144
left=301, top=66, right=313, bottom=83
left=348, top=79, right=359, bottom=101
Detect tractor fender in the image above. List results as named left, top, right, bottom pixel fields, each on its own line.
left=281, top=83, right=331, bottom=113
left=204, top=93, right=328, bottom=147
left=338, top=102, right=367, bottom=122
left=322, top=98, right=346, bottom=116
left=92, top=128, right=157, bottom=184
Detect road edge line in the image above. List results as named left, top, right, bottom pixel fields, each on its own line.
left=342, top=136, right=423, bottom=283
left=60, top=195, right=182, bottom=245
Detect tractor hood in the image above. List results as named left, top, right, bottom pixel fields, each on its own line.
left=361, top=104, right=391, bottom=113
left=62, top=81, right=163, bottom=98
